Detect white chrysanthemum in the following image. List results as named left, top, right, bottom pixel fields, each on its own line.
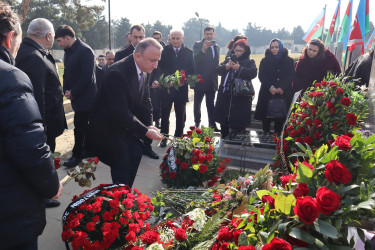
left=159, top=227, right=175, bottom=243
left=186, top=208, right=207, bottom=231
left=147, top=243, right=164, bottom=250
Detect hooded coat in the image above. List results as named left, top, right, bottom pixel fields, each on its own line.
left=214, top=47, right=257, bottom=128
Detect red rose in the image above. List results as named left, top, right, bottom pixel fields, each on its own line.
left=293, top=196, right=319, bottom=225
left=314, top=119, right=322, bottom=128
left=141, top=230, right=160, bottom=244
left=303, top=136, right=313, bottom=145
left=293, top=183, right=309, bottom=198
left=169, top=172, right=177, bottom=179
left=336, top=87, right=344, bottom=95
left=196, top=128, right=202, bottom=134
left=262, top=195, right=275, bottom=207
left=199, top=164, right=208, bottom=174
left=217, top=226, right=232, bottom=241
left=295, top=161, right=314, bottom=171
left=313, top=131, right=322, bottom=140
left=205, top=154, right=213, bottom=162
left=189, top=126, right=195, bottom=131
left=346, top=113, right=357, bottom=125
left=174, top=228, right=187, bottom=242
left=325, top=160, right=352, bottom=184
left=199, top=78, right=203, bottom=83
left=180, top=70, right=185, bottom=75
left=263, top=237, right=292, bottom=250
left=197, top=74, right=202, bottom=79
left=187, top=131, right=193, bottom=136
left=93, top=156, right=99, bottom=164
left=279, top=174, right=296, bottom=189
left=316, top=186, right=341, bottom=215
left=341, top=97, right=351, bottom=106
left=180, top=162, right=188, bottom=170
left=54, top=157, right=60, bottom=169
left=205, top=136, right=211, bottom=142
left=290, top=130, right=298, bottom=138
left=334, top=135, right=352, bottom=151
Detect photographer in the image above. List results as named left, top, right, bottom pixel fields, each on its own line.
left=214, top=39, right=257, bottom=138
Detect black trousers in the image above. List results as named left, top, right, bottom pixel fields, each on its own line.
left=194, top=90, right=216, bottom=127
left=6, top=237, right=38, bottom=250
left=46, top=131, right=56, bottom=153
left=262, top=117, right=285, bottom=133
left=150, top=88, right=161, bottom=123
left=161, top=99, right=186, bottom=137
left=72, top=111, right=90, bottom=158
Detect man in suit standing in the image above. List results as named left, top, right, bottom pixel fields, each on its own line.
left=88, top=38, right=163, bottom=187
left=193, top=26, right=220, bottom=131
left=152, top=31, right=166, bottom=47
left=55, top=25, right=97, bottom=167
left=15, top=18, right=67, bottom=208
left=102, top=50, right=115, bottom=71
left=156, top=29, right=195, bottom=147
left=114, top=25, right=145, bottom=62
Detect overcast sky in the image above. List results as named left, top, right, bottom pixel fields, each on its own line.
left=93, top=0, right=374, bottom=33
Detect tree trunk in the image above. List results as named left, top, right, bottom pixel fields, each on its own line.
left=18, top=0, right=30, bottom=24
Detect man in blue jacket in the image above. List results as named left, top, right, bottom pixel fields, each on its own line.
left=55, top=25, right=97, bottom=167
left=0, top=2, right=62, bottom=249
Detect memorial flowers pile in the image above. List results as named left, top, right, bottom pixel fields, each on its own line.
left=274, top=75, right=368, bottom=172
left=158, top=70, right=203, bottom=91
left=160, top=126, right=229, bottom=188
left=61, top=184, right=154, bottom=250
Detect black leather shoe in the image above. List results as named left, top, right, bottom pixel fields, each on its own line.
left=44, top=199, right=60, bottom=208
left=160, top=139, right=167, bottom=148
left=63, top=156, right=81, bottom=168
left=143, top=149, right=159, bottom=159
left=195, top=123, right=200, bottom=128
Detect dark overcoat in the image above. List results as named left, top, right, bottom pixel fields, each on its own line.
left=214, top=48, right=257, bottom=128
left=294, top=49, right=341, bottom=94
left=0, top=45, right=60, bottom=249
left=16, top=37, right=67, bottom=138
left=193, top=39, right=220, bottom=92
left=114, top=44, right=134, bottom=62
left=344, top=50, right=374, bottom=87
left=254, top=48, right=295, bottom=121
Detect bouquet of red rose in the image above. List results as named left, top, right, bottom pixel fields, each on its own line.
left=61, top=184, right=154, bottom=250
left=160, top=126, right=228, bottom=188
left=158, top=70, right=203, bottom=92
left=273, top=74, right=368, bottom=172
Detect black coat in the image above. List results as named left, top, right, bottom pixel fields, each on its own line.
left=344, top=50, right=374, bottom=87
left=214, top=47, right=257, bottom=128
left=0, top=45, right=60, bottom=248
left=157, top=44, right=195, bottom=102
left=16, top=37, right=67, bottom=138
left=88, top=55, right=152, bottom=167
left=254, top=48, right=295, bottom=121
left=114, top=44, right=134, bottom=62
left=193, top=39, right=220, bottom=92
left=63, top=38, right=97, bottom=111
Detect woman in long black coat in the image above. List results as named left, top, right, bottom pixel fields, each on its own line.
left=214, top=39, right=257, bottom=138
left=254, top=39, right=295, bottom=135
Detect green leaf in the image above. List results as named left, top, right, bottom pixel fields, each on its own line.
left=192, top=164, right=199, bottom=171
left=259, top=231, right=268, bottom=244
left=275, top=193, right=296, bottom=215
left=341, top=184, right=360, bottom=193
left=357, top=199, right=375, bottom=210
left=314, top=144, right=328, bottom=161
left=297, top=162, right=313, bottom=184
left=365, top=134, right=375, bottom=145
left=289, top=228, right=316, bottom=244
left=313, top=219, right=339, bottom=239
left=256, top=190, right=272, bottom=200
left=238, top=232, right=248, bottom=246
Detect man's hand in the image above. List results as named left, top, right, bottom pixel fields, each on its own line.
left=65, top=90, right=73, bottom=100
left=146, top=127, right=163, bottom=140
left=232, top=62, right=240, bottom=71
left=151, top=81, right=159, bottom=89
left=51, top=181, right=63, bottom=200
left=270, top=86, right=277, bottom=95
left=202, top=40, right=212, bottom=52
left=276, top=88, right=284, bottom=95
left=226, top=60, right=234, bottom=70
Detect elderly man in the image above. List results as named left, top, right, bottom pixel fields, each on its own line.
left=16, top=18, right=67, bottom=208
left=156, top=29, right=195, bottom=147
left=55, top=25, right=97, bottom=167
left=114, top=24, right=145, bottom=62
left=0, top=2, right=62, bottom=249
left=88, top=38, right=163, bottom=187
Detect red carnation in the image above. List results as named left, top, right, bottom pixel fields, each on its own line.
left=169, top=172, right=177, bottom=179
left=199, top=164, right=208, bottom=173
left=314, top=119, right=322, bottom=128
left=290, top=130, right=298, bottom=138
left=315, top=92, right=324, bottom=97
left=205, top=154, right=213, bottom=162
left=336, top=87, right=344, bottom=95
left=295, top=137, right=303, bottom=144
left=305, top=119, right=312, bottom=127
left=329, top=82, right=338, bottom=88
left=346, top=113, right=357, bottom=125
left=341, top=97, right=351, bottom=106
left=287, top=125, right=294, bottom=131
left=54, top=157, right=60, bottom=169
left=294, top=196, right=319, bottom=225
left=332, top=122, right=338, bottom=130
left=180, top=162, right=188, bottom=170
left=189, top=126, right=195, bottom=131
left=174, top=228, right=187, bottom=242
left=141, top=230, right=160, bottom=244
left=325, top=101, right=334, bottom=109
left=298, top=127, right=306, bottom=135
left=325, top=160, right=352, bottom=184
left=303, top=136, right=313, bottom=145
left=300, top=102, right=308, bottom=108
left=175, top=158, right=181, bottom=164
left=205, top=136, right=211, bottom=142
left=93, top=157, right=99, bottom=164
left=207, top=144, right=213, bottom=154
left=217, top=226, right=232, bottom=241
left=187, top=131, right=192, bottom=136
left=190, top=156, right=198, bottom=164
left=314, top=131, right=322, bottom=140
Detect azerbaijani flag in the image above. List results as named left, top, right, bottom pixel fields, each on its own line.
left=303, top=8, right=326, bottom=43
left=338, top=0, right=353, bottom=50
left=325, top=0, right=341, bottom=45
left=366, top=29, right=375, bottom=49
left=349, top=0, right=370, bottom=54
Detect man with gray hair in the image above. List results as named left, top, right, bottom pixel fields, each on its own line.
left=16, top=18, right=67, bottom=208
left=88, top=38, right=163, bottom=187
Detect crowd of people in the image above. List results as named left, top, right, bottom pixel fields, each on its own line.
left=0, top=1, right=374, bottom=248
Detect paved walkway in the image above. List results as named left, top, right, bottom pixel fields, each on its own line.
left=39, top=79, right=261, bottom=249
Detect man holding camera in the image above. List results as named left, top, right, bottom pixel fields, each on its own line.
left=193, top=26, right=220, bottom=131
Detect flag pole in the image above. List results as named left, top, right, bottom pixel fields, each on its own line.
left=321, top=5, right=327, bottom=41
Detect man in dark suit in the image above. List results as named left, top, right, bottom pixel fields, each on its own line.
left=55, top=25, right=97, bottom=167
left=156, top=29, right=195, bottom=147
left=88, top=38, right=163, bottom=187
left=193, top=26, right=220, bottom=131
left=152, top=31, right=166, bottom=47
left=16, top=18, right=67, bottom=208
left=114, top=24, right=145, bottom=62
left=101, top=50, right=115, bottom=71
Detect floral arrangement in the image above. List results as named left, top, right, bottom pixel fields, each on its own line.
left=61, top=184, right=154, bottom=250
left=274, top=75, right=368, bottom=173
left=62, top=157, right=100, bottom=187
left=160, top=126, right=229, bottom=188
left=158, top=70, right=203, bottom=92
